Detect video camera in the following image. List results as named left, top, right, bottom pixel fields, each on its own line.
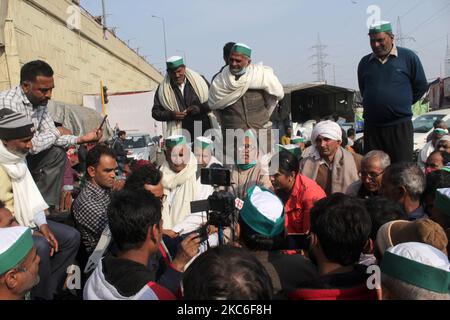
left=200, top=166, right=231, bottom=187
left=189, top=167, right=237, bottom=245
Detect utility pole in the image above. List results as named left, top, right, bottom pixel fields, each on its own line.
left=152, top=15, right=168, bottom=63
left=101, top=0, right=108, bottom=39
left=310, top=33, right=329, bottom=83
left=444, top=34, right=450, bottom=77
left=333, top=65, right=336, bottom=86
left=396, top=16, right=415, bottom=48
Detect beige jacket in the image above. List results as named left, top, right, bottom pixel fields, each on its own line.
left=300, top=147, right=361, bottom=195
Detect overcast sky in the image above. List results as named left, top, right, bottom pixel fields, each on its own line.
left=80, top=0, right=450, bottom=90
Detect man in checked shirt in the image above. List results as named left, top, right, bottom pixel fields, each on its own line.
left=0, top=60, right=103, bottom=211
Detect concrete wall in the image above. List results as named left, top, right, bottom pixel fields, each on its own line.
left=0, top=0, right=163, bottom=105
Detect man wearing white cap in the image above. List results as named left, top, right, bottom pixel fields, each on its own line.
left=193, top=136, right=221, bottom=198
left=152, top=56, right=212, bottom=139
left=436, top=135, right=450, bottom=154
left=300, top=120, right=362, bottom=195
left=209, top=43, right=284, bottom=160
left=160, top=135, right=198, bottom=230
left=193, top=136, right=221, bottom=173
left=0, top=226, right=40, bottom=300
left=418, top=124, right=449, bottom=169
left=170, top=136, right=222, bottom=235
left=358, top=21, right=428, bottom=163
left=380, top=242, right=450, bottom=300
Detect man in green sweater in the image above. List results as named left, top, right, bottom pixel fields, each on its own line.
left=358, top=21, right=428, bottom=163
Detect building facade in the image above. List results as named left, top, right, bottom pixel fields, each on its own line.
left=0, top=0, right=163, bottom=105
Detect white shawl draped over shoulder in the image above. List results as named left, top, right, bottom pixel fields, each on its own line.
left=160, top=151, right=198, bottom=230
left=157, top=68, right=209, bottom=137
left=0, top=143, right=48, bottom=227
left=208, top=64, right=284, bottom=114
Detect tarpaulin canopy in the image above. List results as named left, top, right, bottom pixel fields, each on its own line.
left=47, top=100, right=113, bottom=140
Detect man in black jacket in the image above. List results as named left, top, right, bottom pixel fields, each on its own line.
left=152, top=56, right=211, bottom=142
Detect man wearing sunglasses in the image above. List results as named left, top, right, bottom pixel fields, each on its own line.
left=0, top=60, right=103, bottom=212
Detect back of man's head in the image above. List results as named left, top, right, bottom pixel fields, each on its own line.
left=422, top=170, right=450, bottom=205
left=223, top=42, right=236, bottom=64
left=85, top=144, right=116, bottom=178
left=341, top=128, right=348, bottom=148
left=347, top=128, right=356, bottom=138
left=238, top=186, right=286, bottom=251
left=238, top=217, right=286, bottom=251
left=433, top=120, right=447, bottom=130
left=183, top=245, right=273, bottom=300
left=310, top=193, right=372, bottom=266
left=124, top=164, right=161, bottom=192
left=20, top=60, right=53, bottom=84
left=108, top=189, right=161, bottom=252
left=365, top=196, right=407, bottom=241
left=273, top=150, right=300, bottom=176
left=383, top=162, right=426, bottom=202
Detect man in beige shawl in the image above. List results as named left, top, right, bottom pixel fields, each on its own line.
left=160, top=135, right=198, bottom=230
left=209, top=43, right=284, bottom=162
left=300, top=120, right=362, bottom=195
left=152, top=56, right=212, bottom=139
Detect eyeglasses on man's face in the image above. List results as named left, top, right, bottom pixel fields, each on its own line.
left=359, top=170, right=384, bottom=182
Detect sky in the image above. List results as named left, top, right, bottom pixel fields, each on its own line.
left=80, top=0, right=450, bottom=90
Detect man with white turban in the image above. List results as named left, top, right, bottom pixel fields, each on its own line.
left=300, top=120, right=362, bottom=195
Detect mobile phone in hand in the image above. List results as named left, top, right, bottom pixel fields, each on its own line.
left=98, top=115, right=108, bottom=130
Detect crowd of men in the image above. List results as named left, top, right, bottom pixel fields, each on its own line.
left=0, top=21, right=449, bottom=301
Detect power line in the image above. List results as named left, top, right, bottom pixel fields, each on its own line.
left=415, top=34, right=448, bottom=51
left=400, top=0, right=423, bottom=18
left=386, top=0, right=402, bottom=13
left=445, top=35, right=450, bottom=77
left=406, top=2, right=450, bottom=35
